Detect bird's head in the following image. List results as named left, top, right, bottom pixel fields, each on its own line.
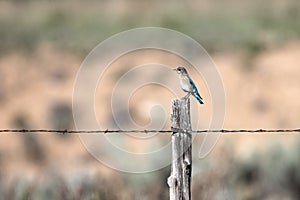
left=173, top=66, right=188, bottom=75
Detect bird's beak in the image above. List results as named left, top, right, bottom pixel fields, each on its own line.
left=172, top=68, right=177, bottom=71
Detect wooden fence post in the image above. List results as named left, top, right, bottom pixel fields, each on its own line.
left=168, top=98, right=192, bottom=200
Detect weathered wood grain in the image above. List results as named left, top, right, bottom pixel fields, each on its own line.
left=168, top=98, right=192, bottom=200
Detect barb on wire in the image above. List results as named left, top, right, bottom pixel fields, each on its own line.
left=0, top=128, right=299, bottom=134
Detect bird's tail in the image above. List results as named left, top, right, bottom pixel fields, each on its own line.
left=193, top=93, right=204, bottom=104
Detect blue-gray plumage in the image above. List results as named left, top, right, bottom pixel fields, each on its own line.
left=173, top=66, right=204, bottom=104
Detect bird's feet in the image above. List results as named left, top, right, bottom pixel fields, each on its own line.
left=184, top=93, right=191, bottom=100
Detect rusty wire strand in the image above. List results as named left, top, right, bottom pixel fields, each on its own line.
left=0, top=128, right=299, bottom=134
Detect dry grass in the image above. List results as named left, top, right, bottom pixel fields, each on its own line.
left=0, top=1, right=300, bottom=199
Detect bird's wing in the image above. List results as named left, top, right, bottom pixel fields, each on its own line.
left=188, top=77, right=204, bottom=104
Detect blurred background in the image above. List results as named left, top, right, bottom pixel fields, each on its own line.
left=0, top=0, right=300, bottom=199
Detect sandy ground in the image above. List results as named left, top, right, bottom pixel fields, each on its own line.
left=0, top=41, right=299, bottom=198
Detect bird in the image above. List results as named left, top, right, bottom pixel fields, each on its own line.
left=173, top=66, right=204, bottom=104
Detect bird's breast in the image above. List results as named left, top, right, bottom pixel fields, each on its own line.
left=179, top=75, right=192, bottom=92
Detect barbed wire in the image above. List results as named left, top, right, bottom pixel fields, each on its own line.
left=0, top=128, right=299, bottom=134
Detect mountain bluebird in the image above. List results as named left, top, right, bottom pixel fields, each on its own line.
left=173, top=66, right=204, bottom=104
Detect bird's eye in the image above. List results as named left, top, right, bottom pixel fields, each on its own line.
left=178, top=68, right=181, bottom=71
